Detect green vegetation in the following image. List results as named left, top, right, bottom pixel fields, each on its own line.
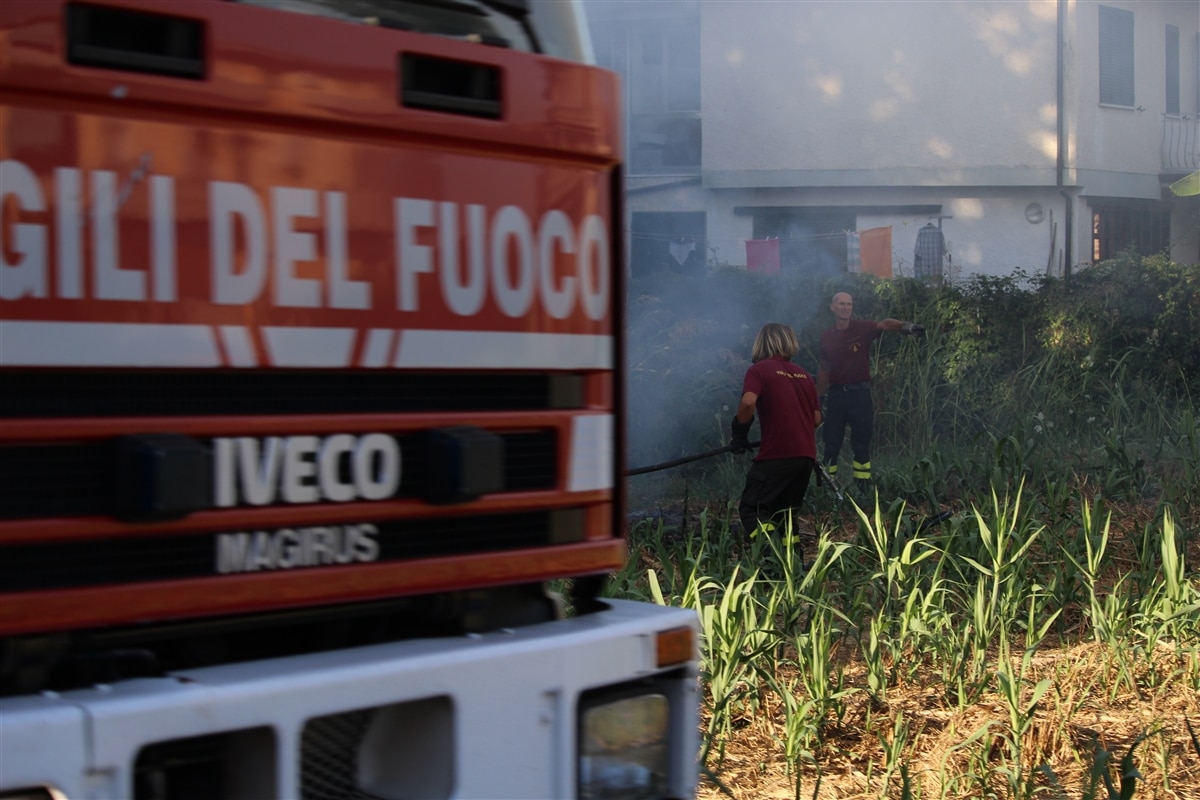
left=617, top=254, right=1200, bottom=798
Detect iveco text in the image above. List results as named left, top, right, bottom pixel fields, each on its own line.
left=213, top=434, right=401, bottom=507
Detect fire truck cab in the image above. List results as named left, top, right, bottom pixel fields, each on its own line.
left=0, top=1, right=700, bottom=797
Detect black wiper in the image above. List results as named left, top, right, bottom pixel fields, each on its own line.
left=388, top=0, right=489, bottom=18
left=477, top=0, right=528, bottom=19
left=235, top=0, right=540, bottom=52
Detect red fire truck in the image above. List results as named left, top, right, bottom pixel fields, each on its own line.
left=0, top=1, right=699, bottom=797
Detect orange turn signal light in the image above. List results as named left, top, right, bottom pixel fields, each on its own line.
left=655, top=626, right=694, bottom=667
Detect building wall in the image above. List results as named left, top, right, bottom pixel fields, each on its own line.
left=590, top=0, right=1200, bottom=278
left=702, top=0, right=1061, bottom=186
left=1069, top=0, right=1200, bottom=196
left=662, top=188, right=1069, bottom=278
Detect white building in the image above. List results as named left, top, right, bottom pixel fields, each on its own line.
left=584, top=0, right=1200, bottom=280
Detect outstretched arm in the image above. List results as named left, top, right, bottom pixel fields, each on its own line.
left=877, top=318, right=924, bottom=334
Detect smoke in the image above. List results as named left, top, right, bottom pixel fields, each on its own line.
left=624, top=265, right=834, bottom=470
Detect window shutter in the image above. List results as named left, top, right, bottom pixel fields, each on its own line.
left=1166, top=25, right=1180, bottom=115
left=1098, top=5, right=1134, bottom=107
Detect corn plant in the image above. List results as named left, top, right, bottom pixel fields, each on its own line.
left=1082, top=731, right=1153, bottom=800
left=991, top=593, right=1060, bottom=799
left=874, top=711, right=913, bottom=798
left=761, top=670, right=821, bottom=791
left=1133, top=511, right=1200, bottom=647
left=790, top=598, right=855, bottom=731
left=691, top=567, right=769, bottom=759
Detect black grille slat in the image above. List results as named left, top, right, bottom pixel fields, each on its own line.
left=501, top=432, right=557, bottom=491
left=0, top=431, right=556, bottom=520
left=300, top=710, right=376, bottom=800
left=0, top=512, right=553, bottom=593
left=0, top=371, right=566, bottom=418
left=0, top=443, right=112, bottom=518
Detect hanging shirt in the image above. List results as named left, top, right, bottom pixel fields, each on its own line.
left=914, top=223, right=945, bottom=279
left=668, top=237, right=696, bottom=266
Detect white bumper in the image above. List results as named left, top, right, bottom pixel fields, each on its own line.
left=0, top=599, right=699, bottom=800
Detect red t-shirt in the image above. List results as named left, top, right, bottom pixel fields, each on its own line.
left=819, top=319, right=880, bottom=386
left=742, top=355, right=819, bottom=461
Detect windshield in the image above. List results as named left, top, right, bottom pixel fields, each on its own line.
left=235, top=0, right=592, bottom=62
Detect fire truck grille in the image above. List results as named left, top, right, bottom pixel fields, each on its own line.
left=0, top=370, right=579, bottom=417
left=0, top=431, right=556, bottom=520
left=299, top=709, right=376, bottom=800
left=300, top=697, right=454, bottom=800
left=0, top=511, right=557, bottom=593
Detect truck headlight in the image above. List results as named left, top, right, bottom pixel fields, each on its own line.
left=578, top=690, right=670, bottom=799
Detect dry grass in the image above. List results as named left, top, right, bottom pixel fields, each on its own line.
left=622, top=499, right=1200, bottom=800
left=695, top=641, right=1200, bottom=800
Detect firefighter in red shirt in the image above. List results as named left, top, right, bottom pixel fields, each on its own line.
left=730, top=323, right=822, bottom=540
left=817, top=292, right=923, bottom=495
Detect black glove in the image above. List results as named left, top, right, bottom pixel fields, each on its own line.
left=730, top=414, right=753, bottom=454
left=901, top=321, right=926, bottom=336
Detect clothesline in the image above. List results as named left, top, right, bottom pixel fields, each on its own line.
left=628, top=230, right=865, bottom=244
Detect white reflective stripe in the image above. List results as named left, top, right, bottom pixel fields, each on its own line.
left=395, top=331, right=612, bottom=369
left=568, top=414, right=614, bottom=492
left=360, top=328, right=394, bottom=367
left=263, top=326, right=356, bottom=367
left=219, top=325, right=257, bottom=367
left=0, top=320, right=220, bottom=366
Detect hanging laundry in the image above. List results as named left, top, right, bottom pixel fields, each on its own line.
left=846, top=232, right=861, bottom=273
left=745, top=238, right=780, bottom=275
left=913, top=223, right=945, bottom=280
left=859, top=226, right=893, bottom=278
left=669, top=237, right=696, bottom=266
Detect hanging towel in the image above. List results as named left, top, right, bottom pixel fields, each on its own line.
left=859, top=226, right=893, bottom=278
left=745, top=239, right=780, bottom=274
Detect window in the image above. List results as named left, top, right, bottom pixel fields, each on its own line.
left=1165, top=25, right=1180, bottom=115
left=584, top=2, right=701, bottom=175
left=630, top=212, right=706, bottom=277
left=1098, top=5, right=1134, bottom=107
left=1091, top=202, right=1170, bottom=261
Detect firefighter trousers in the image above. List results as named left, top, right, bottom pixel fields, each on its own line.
left=822, top=384, right=873, bottom=482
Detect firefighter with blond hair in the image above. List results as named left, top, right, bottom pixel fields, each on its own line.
left=730, top=323, right=822, bottom=540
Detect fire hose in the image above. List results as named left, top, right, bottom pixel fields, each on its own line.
left=626, top=440, right=845, bottom=502
left=626, top=445, right=957, bottom=530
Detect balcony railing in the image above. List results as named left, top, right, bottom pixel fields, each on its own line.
left=1161, top=113, right=1200, bottom=173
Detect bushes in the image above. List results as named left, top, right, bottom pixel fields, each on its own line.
left=625, top=256, right=1200, bottom=474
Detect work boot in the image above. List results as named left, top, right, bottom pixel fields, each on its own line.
left=855, top=478, right=873, bottom=503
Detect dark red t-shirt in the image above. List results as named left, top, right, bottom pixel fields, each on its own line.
left=742, top=355, right=820, bottom=461
left=819, top=319, right=880, bottom=386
